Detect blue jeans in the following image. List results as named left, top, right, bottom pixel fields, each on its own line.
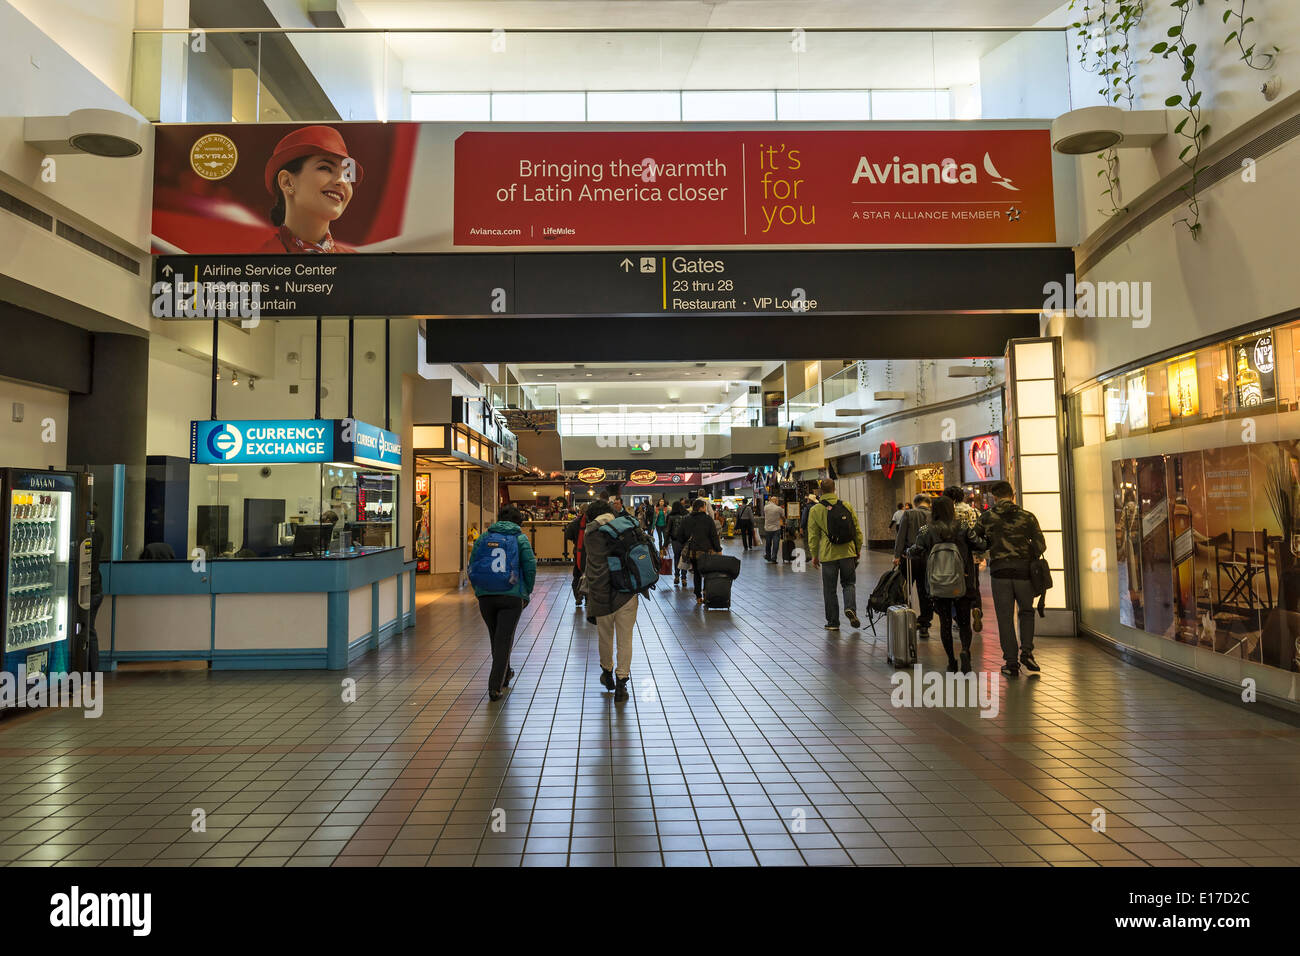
left=763, top=530, right=780, bottom=560
left=820, top=557, right=857, bottom=625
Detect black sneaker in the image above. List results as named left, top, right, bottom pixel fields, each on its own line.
left=502, top=667, right=515, bottom=688
left=600, top=668, right=616, bottom=691
left=488, top=690, right=503, bottom=702
left=1000, top=663, right=1020, bottom=678
left=1020, top=652, right=1041, bottom=673
left=845, top=609, right=860, bottom=629
left=946, top=658, right=959, bottom=673
left=824, top=622, right=840, bottom=630
left=917, top=627, right=930, bottom=640
left=614, top=677, right=630, bottom=703
left=959, top=651, right=971, bottom=674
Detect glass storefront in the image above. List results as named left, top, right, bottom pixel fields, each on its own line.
left=1068, top=320, right=1299, bottom=688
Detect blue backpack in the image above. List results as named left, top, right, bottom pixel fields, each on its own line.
left=468, top=531, right=521, bottom=592
left=595, top=515, right=659, bottom=594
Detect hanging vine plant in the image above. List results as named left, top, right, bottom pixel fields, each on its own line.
left=1068, top=0, right=1145, bottom=217
left=1223, top=1, right=1278, bottom=71
left=1151, top=0, right=1210, bottom=239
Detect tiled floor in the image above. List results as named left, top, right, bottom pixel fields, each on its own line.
left=3, top=544, right=1300, bottom=867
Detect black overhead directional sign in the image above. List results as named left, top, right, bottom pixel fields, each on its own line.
left=151, top=248, right=1071, bottom=319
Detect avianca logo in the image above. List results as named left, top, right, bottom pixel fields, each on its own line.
left=851, top=153, right=1019, bottom=190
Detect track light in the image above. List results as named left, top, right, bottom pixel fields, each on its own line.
left=215, top=368, right=221, bottom=382
left=231, top=371, right=239, bottom=387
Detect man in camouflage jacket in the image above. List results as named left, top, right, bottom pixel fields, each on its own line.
left=977, top=481, right=1046, bottom=677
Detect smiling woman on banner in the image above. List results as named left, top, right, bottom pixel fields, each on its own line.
left=257, top=126, right=364, bottom=253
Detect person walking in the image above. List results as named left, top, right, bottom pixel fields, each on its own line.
left=667, top=498, right=689, bottom=586
left=564, top=506, right=590, bottom=607
left=736, top=499, right=755, bottom=550
left=806, top=478, right=864, bottom=630
left=977, top=480, right=1047, bottom=677
left=909, top=495, right=987, bottom=673
left=762, top=496, right=784, bottom=563
left=889, top=502, right=906, bottom=533
left=799, top=492, right=818, bottom=545
left=467, top=505, right=537, bottom=701
left=945, top=485, right=984, bottom=631
left=655, top=499, right=670, bottom=549
left=583, top=501, right=639, bottom=702
left=894, top=494, right=935, bottom=639
left=678, top=497, right=721, bottom=604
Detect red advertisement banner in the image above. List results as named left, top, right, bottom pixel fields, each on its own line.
left=454, top=129, right=1056, bottom=246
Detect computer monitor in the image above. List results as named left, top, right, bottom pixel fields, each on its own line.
left=291, top=523, right=329, bottom=556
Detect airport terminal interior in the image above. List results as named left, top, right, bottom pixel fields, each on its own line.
left=2, top=0, right=1300, bottom=878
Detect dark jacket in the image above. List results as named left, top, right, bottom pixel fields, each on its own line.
left=977, top=499, right=1046, bottom=576
left=908, top=518, right=987, bottom=597
left=893, top=506, right=930, bottom=559
left=676, top=511, right=720, bottom=554
left=583, top=512, right=636, bottom=618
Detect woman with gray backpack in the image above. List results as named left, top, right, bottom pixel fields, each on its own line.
left=908, top=495, right=987, bottom=674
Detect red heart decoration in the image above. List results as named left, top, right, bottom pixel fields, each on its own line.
left=880, top=441, right=900, bottom=479
left=969, top=437, right=997, bottom=481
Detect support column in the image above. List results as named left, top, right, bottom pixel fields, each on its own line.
left=1004, top=336, right=1076, bottom=636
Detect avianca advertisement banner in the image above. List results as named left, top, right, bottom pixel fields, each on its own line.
left=150, top=123, right=1056, bottom=253
left=454, top=129, right=1055, bottom=245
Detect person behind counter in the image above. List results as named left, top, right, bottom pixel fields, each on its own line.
left=468, top=505, right=537, bottom=702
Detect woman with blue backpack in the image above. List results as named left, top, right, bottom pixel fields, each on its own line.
left=907, top=495, right=987, bottom=675
left=467, top=505, right=537, bottom=702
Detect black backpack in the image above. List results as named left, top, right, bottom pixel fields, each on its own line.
left=823, top=499, right=855, bottom=546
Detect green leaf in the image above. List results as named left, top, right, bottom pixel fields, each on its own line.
left=1184, top=43, right=1196, bottom=57
left=1244, top=17, right=1255, bottom=26
left=1189, top=91, right=1201, bottom=107
left=1225, top=31, right=1238, bottom=44
left=1179, top=144, right=1194, bottom=160
left=1199, top=124, right=1212, bottom=140
left=1223, top=9, right=1232, bottom=23
left=1168, top=25, right=1182, bottom=37
left=1151, top=41, right=1168, bottom=53
left=1165, top=94, right=1183, bottom=106
left=1174, top=117, right=1189, bottom=134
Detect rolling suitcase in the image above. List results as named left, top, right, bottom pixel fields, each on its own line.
left=703, top=572, right=733, bottom=609
left=887, top=560, right=918, bottom=668
left=781, top=534, right=796, bottom=563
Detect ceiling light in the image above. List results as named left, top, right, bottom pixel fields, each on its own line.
left=23, top=108, right=146, bottom=157
left=231, top=371, right=239, bottom=387
left=1051, top=105, right=1169, bottom=155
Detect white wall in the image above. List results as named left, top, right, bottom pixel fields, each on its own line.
left=0, top=378, right=67, bottom=469
left=7, top=0, right=136, bottom=101
left=979, top=30, right=1071, bottom=119
left=0, top=1, right=154, bottom=333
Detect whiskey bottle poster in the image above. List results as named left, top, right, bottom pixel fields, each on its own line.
left=1137, top=456, right=1175, bottom=639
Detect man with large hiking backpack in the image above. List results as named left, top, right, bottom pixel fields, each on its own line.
left=584, top=500, right=660, bottom=702
left=807, top=478, right=864, bottom=631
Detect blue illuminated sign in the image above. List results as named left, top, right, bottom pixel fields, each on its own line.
left=349, top=421, right=402, bottom=471
left=190, top=419, right=401, bottom=470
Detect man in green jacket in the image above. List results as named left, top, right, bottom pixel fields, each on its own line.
left=807, top=478, right=864, bottom=631
left=468, top=506, right=537, bottom=701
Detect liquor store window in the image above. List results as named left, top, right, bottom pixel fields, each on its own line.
left=1070, top=323, right=1287, bottom=446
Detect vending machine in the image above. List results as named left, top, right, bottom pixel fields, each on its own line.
left=0, top=469, right=88, bottom=683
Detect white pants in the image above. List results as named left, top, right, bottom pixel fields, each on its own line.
left=597, top=595, right=638, bottom=679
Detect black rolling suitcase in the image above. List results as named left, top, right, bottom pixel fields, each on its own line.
left=703, top=572, right=733, bottom=609
left=781, top=533, right=796, bottom=563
